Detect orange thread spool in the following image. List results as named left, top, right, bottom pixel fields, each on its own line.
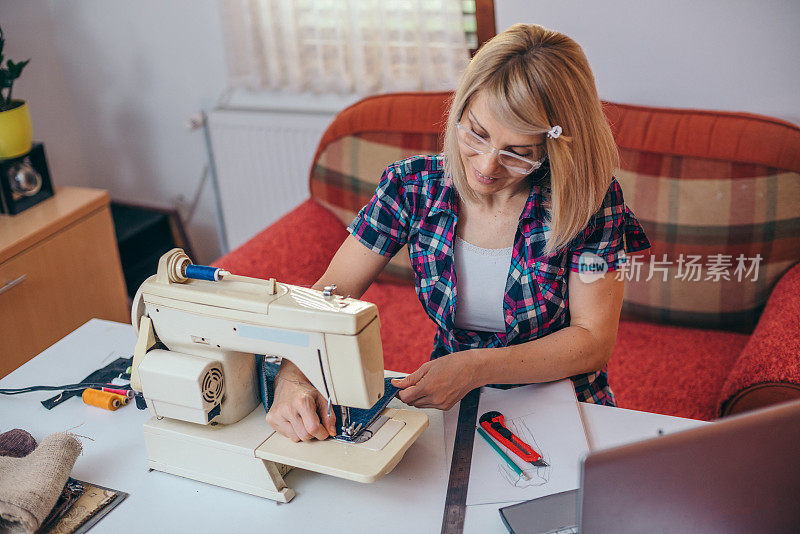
left=110, top=393, right=130, bottom=406
left=82, top=388, right=122, bottom=411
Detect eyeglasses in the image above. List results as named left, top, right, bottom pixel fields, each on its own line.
left=455, top=121, right=546, bottom=175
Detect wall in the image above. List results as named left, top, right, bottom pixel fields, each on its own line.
left=2, top=1, right=797, bottom=267
left=0, top=0, right=229, bottom=264
left=0, top=1, right=88, bottom=188
left=495, top=0, right=800, bottom=125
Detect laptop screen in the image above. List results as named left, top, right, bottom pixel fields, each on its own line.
left=578, top=400, right=800, bottom=533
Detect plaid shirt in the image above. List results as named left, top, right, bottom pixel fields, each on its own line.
left=347, top=155, right=651, bottom=405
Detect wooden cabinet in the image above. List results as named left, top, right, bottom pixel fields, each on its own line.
left=0, top=187, right=130, bottom=378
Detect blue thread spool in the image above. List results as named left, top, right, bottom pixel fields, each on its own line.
left=185, top=264, right=222, bottom=281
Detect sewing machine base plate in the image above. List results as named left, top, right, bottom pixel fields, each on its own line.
left=256, top=406, right=429, bottom=483
left=142, top=403, right=428, bottom=502
left=142, top=406, right=295, bottom=502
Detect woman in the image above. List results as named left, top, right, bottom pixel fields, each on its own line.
left=266, top=24, right=651, bottom=442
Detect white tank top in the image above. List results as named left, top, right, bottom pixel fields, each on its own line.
left=453, top=235, right=513, bottom=333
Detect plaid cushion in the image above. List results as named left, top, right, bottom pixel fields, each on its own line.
left=607, top=103, right=800, bottom=331
left=311, top=132, right=441, bottom=281
left=310, top=92, right=451, bottom=282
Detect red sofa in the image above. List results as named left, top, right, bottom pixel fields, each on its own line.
left=216, top=92, right=800, bottom=421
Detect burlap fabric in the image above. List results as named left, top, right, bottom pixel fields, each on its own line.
left=0, top=433, right=82, bottom=534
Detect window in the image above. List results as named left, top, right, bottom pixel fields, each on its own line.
left=219, top=0, right=474, bottom=95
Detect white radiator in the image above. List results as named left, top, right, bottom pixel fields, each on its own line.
left=204, top=92, right=358, bottom=253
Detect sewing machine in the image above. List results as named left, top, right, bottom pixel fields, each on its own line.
left=128, top=249, right=428, bottom=502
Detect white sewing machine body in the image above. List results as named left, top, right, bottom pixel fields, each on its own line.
left=129, top=249, right=428, bottom=502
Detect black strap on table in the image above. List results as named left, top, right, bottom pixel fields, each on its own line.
left=441, top=387, right=481, bottom=534
left=41, top=356, right=133, bottom=410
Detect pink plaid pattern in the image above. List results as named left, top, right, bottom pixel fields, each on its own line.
left=348, top=155, right=651, bottom=405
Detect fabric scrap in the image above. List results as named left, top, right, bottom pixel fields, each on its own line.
left=0, top=433, right=82, bottom=534
left=47, top=482, right=118, bottom=534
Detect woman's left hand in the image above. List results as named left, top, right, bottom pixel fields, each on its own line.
left=390, top=350, right=482, bottom=410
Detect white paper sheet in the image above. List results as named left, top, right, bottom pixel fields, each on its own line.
left=444, top=380, right=589, bottom=506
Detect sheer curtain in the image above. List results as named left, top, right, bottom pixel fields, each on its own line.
left=219, top=0, right=471, bottom=95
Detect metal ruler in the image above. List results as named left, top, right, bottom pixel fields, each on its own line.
left=441, top=388, right=481, bottom=534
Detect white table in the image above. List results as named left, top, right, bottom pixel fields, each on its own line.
left=0, top=320, right=705, bottom=533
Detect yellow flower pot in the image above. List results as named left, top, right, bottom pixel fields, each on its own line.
left=0, top=101, right=34, bottom=159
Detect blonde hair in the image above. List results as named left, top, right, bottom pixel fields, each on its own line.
left=443, top=23, right=618, bottom=256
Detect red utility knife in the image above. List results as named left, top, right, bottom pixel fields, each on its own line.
left=479, top=411, right=548, bottom=467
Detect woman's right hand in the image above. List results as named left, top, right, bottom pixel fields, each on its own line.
left=265, top=359, right=337, bottom=442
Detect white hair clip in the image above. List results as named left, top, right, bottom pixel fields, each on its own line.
left=547, top=125, right=563, bottom=139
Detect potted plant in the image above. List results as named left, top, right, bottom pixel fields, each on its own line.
left=0, top=25, right=32, bottom=159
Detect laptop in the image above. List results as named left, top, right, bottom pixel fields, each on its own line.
left=499, top=399, right=800, bottom=534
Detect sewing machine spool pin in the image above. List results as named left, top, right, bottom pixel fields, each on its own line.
left=322, top=285, right=352, bottom=309
left=322, top=285, right=337, bottom=298
left=162, top=247, right=276, bottom=294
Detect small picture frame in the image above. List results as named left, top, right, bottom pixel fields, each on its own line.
left=0, top=142, right=54, bottom=215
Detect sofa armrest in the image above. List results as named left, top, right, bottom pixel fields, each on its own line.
left=718, top=261, right=800, bottom=416
left=213, top=198, right=348, bottom=285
